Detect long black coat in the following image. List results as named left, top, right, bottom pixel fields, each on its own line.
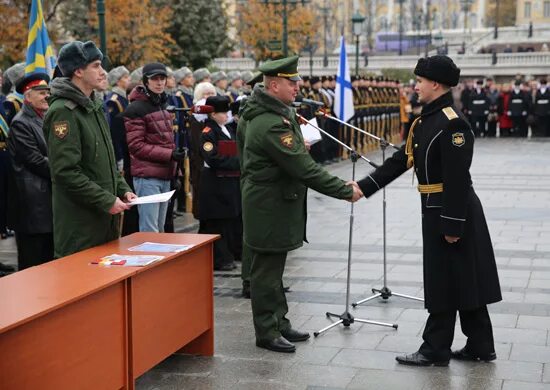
left=7, top=104, right=52, bottom=234
left=358, top=92, right=501, bottom=313
left=198, top=118, right=241, bottom=220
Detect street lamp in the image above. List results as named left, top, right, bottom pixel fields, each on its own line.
left=494, top=0, right=500, bottom=40
left=460, top=0, right=474, bottom=54
left=397, top=0, right=405, bottom=56
left=321, top=0, right=329, bottom=67
left=96, top=0, right=110, bottom=69
left=262, top=0, right=310, bottom=57
left=352, top=11, right=365, bottom=76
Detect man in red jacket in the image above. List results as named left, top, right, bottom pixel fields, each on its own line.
left=124, top=62, right=185, bottom=232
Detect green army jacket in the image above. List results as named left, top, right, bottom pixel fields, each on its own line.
left=43, top=77, right=131, bottom=258
left=237, top=86, right=352, bottom=253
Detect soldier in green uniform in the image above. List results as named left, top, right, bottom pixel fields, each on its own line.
left=237, top=55, right=363, bottom=353
left=43, top=41, right=135, bottom=258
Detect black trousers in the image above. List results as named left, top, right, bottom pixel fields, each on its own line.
left=419, top=306, right=495, bottom=361
left=487, top=120, right=497, bottom=137
left=15, top=232, right=54, bottom=270
left=511, top=117, right=528, bottom=137
left=199, top=217, right=241, bottom=268
left=471, top=117, right=486, bottom=137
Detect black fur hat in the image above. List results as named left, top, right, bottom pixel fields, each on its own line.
left=414, top=55, right=460, bottom=87
left=58, top=41, right=103, bottom=77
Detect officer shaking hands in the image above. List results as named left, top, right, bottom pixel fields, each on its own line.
left=357, top=55, right=501, bottom=367
left=237, top=55, right=362, bottom=353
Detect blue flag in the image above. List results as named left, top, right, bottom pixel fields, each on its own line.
left=25, top=0, right=56, bottom=76
left=334, top=36, right=355, bottom=123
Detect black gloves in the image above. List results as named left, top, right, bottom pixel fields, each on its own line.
left=171, top=149, right=186, bottom=161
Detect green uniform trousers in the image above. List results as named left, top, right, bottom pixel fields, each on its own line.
left=250, top=250, right=291, bottom=342
left=241, top=242, right=251, bottom=287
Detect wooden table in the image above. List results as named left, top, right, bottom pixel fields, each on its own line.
left=0, top=233, right=217, bottom=390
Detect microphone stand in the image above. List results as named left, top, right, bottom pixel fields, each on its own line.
left=317, top=110, right=424, bottom=310
left=296, top=114, right=398, bottom=337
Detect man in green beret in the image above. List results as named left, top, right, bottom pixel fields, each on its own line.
left=237, top=55, right=363, bottom=353
left=43, top=41, right=136, bottom=258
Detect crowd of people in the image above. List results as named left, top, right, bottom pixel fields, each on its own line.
left=1, top=44, right=547, bottom=277
left=0, top=41, right=507, bottom=364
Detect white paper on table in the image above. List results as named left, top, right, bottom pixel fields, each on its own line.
left=300, top=117, right=323, bottom=145
left=128, top=190, right=175, bottom=205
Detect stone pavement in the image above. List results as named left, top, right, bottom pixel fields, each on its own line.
left=2, top=138, right=550, bottom=389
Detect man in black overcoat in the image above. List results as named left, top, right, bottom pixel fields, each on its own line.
left=357, top=55, right=502, bottom=367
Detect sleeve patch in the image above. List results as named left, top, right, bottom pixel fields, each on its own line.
left=53, top=121, right=69, bottom=139
left=452, top=132, right=465, bottom=147
left=280, top=132, right=294, bottom=149
left=203, top=141, right=214, bottom=152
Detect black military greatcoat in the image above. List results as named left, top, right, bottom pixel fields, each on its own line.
left=357, top=91, right=501, bottom=313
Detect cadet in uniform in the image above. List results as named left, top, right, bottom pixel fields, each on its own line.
left=211, top=71, right=228, bottom=96
left=467, top=79, right=489, bottom=137
left=105, top=66, right=130, bottom=171
left=533, top=79, right=550, bottom=137
left=44, top=41, right=135, bottom=258
left=237, top=56, right=361, bottom=353
left=508, top=80, right=531, bottom=137
left=105, top=66, right=137, bottom=236
left=198, top=96, right=241, bottom=271
left=174, top=67, right=195, bottom=213
left=193, top=68, right=211, bottom=84
left=226, top=71, right=243, bottom=102
left=2, top=63, right=26, bottom=125
left=357, top=55, right=501, bottom=366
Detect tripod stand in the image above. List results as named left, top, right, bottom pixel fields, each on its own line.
left=316, top=111, right=424, bottom=308
left=296, top=114, right=398, bottom=336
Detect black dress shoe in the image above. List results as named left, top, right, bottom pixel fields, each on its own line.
left=0, top=262, right=15, bottom=273
left=256, top=336, right=296, bottom=353
left=395, top=351, right=449, bottom=367
left=451, top=347, right=496, bottom=362
left=281, top=328, right=310, bottom=342
left=242, top=282, right=250, bottom=299
left=214, top=262, right=236, bottom=271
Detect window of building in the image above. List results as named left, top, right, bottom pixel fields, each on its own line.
left=524, top=1, right=531, bottom=18
left=544, top=1, right=550, bottom=18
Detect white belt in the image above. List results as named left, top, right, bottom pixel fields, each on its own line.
left=512, top=99, right=523, bottom=103
left=537, top=99, right=549, bottom=104
left=473, top=100, right=486, bottom=104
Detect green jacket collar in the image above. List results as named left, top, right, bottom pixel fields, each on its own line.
left=49, top=77, right=103, bottom=113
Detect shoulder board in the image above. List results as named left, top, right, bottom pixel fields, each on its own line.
left=110, top=94, right=119, bottom=101
left=442, top=107, right=458, bottom=120
left=64, top=100, right=78, bottom=110
left=281, top=117, right=291, bottom=127
left=202, top=126, right=211, bottom=134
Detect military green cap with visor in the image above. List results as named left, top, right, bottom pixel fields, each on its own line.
left=258, top=55, right=301, bottom=81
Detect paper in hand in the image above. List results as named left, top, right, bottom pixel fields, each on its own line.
left=127, top=190, right=175, bottom=205
left=300, top=117, right=323, bottom=145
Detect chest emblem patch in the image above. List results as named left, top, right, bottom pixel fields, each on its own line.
left=202, top=126, right=212, bottom=134
left=203, top=142, right=214, bottom=152
left=280, top=132, right=294, bottom=149
left=53, top=121, right=69, bottom=139
left=452, top=132, right=465, bottom=147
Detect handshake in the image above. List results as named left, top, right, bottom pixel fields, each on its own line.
left=346, top=181, right=364, bottom=203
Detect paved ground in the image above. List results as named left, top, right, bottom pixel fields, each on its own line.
left=2, top=138, right=550, bottom=389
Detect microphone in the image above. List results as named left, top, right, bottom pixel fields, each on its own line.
left=294, top=95, right=325, bottom=107
left=166, top=105, right=214, bottom=114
